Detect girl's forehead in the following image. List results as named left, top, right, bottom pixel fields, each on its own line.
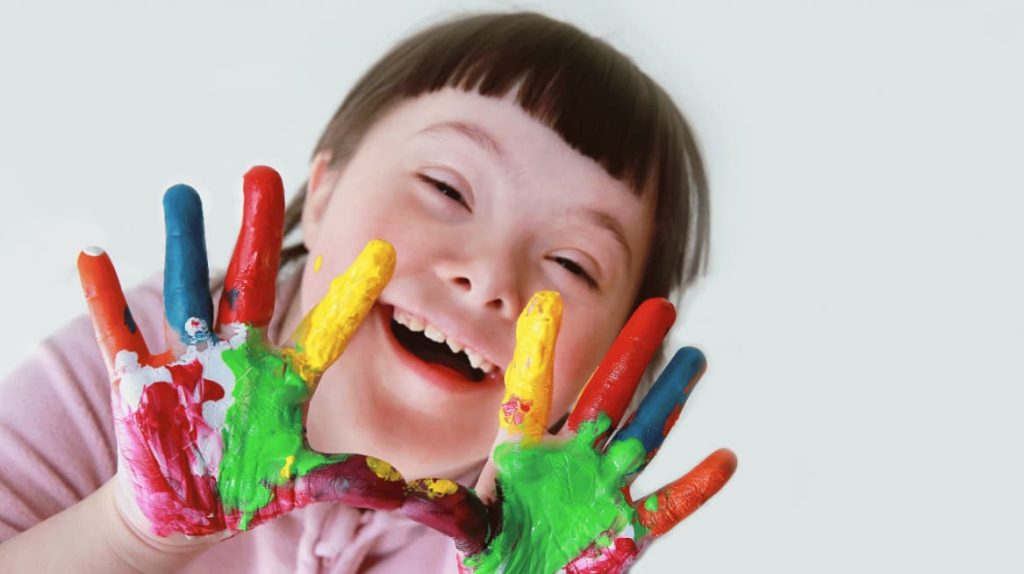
left=382, top=89, right=644, bottom=198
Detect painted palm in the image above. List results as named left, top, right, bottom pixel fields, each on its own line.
left=404, top=293, right=737, bottom=574
left=77, top=167, right=404, bottom=536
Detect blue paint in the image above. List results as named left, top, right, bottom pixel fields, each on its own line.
left=163, top=184, right=213, bottom=345
left=613, top=347, right=705, bottom=461
left=123, top=305, right=137, bottom=334
left=224, top=287, right=240, bottom=310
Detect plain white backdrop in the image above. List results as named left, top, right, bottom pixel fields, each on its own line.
left=1, top=1, right=1022, bottom=571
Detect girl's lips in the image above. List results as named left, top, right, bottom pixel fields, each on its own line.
left=376, top=304, right=503, bottom=394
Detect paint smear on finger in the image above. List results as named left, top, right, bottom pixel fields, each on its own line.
left=287, top=240, right=395, bottom=383
left=500, top=291, right=561, bottom=442
left=218, top=326, right=348, bottom=530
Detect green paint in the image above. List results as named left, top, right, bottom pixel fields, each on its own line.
left=466, top=413, right=649, bottom=574
left=218, top=328, right=346, bottom=529
left=644, top=494, right=660, bottom=512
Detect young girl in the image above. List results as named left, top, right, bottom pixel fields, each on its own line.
left=0, top=11, right=734, bottom=573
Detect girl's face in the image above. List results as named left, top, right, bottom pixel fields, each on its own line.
left=290, top=88, right=656, bottom=479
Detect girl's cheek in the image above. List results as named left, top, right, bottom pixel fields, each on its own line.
left=551, top=337, right=592, bottom=418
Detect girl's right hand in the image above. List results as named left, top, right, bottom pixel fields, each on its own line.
left=403, top=293, right=737, bottom=574
left=77, top=166, right=406, bottom=547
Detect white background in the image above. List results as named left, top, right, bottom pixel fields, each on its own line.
left=1, top=1, right=1022, bottom=572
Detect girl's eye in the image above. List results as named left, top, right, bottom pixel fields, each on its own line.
left=419, top=174, right=470, bottom=211
left=549, top=256, right=598, bottom=290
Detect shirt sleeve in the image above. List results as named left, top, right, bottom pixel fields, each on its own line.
left=0, top=278, right=165, bottom=541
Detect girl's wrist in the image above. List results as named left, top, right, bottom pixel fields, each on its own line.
left=0, top=477, right=218, bottom=573
left=98, top=478, right=220, bottom=572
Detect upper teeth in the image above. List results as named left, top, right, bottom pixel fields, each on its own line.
left=393, top=308, right=497, bottom=375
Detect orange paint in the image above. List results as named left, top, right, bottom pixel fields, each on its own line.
left=636, top=448, right=737, bottom=537
left=77, top=248, right=152, bottom=370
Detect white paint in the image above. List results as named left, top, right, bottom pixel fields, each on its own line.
left=189, top=443, right=208, bottom=476
left=114, top=327, right=251, bottom=478
left=113, top=350, right=172, bottom=415
left=200, top=323, right=248, bottom=433
left=2, top=3, right=1022, bottom=571
left=184, top=316, right=210, bottom=340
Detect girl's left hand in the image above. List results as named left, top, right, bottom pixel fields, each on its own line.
left=402, top=292, right=737, bottom=574
left=78, top=167, right=406, bottom=540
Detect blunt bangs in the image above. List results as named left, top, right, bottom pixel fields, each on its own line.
left=305, top=11, right=708, bottom=301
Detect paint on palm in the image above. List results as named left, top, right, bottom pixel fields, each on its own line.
left=467, top=413, right=648, bottom=574
left=405, top=297, right=736, bottom=574
left=80, top=166, right=404, bottom=536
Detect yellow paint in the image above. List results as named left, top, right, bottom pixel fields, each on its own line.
left=287, top=240, right=396, bottom=384
left=313, top=255, right=323, bottom=272
left=500, top=291, right=562, bottom=442
left=366, top=456, right=403, bottom=482
left=279, top=454, right=295, bottom=479
left=414, top=478, right=459, bottom=499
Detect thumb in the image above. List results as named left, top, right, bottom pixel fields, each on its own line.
left=293, top=454, right=407, bottom=511
left=403, top=478, right=492, bottom=556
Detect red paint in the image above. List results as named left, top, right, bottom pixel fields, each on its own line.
left=636, top=448, right=737, bottom=538
left=568, top=299, right=676, bottom=434
left=402, top=479, right=491, bottom=556
left=662, top=403, right=683, bottom=439
left=216, top=166, right=285, bottom=330
left=378, top=304, right=503, bottom=394
left=682, top=358, right=706, bottom=396
left=501, top=395, right=532, bottom=426
left=564, top=537, right=639, bottom=573
left=224, top=455, right=407, bottom=531
left=118, top=352, right=409, bottom=535
left=299, top=455, right=406, bottom=510
left=115, top=359, right=225, bottom=536
left=78, top=250, right=151, bottom=369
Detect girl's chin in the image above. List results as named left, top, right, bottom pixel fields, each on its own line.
left=307, top=375, right=494, bottom=479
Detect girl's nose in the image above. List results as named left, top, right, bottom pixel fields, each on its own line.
left=440, top=262, right=523, bottom=321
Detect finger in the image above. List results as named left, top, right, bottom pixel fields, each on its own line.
left=403, top=479, right=491, bottom=556
left=475, top=291, right=563, bottom=503
left=294, top=454, right=407, bottom=510
left=236, top=454, right=408, bottom=532
left=77, top=247, right=151, bottom=372
left=216, top=166, right=285, bottom=332
left=473, top=457, right=499, bottom=504
left=566, top=298, right=676, bottom=436
left=163, top=184, right=214, bottom=346
left=287, top=240, right=395, bottom=385
left=498, top=291, right=562, bottom=443
left=611, top=347, right=706, bottom=473
left=635, top=448, right=737, bottom=539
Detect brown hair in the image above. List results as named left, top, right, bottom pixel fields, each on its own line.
left=281, top=11, right=710, bottom=309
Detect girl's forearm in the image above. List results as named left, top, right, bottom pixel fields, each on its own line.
left=0, top=479, right=214, bottom=573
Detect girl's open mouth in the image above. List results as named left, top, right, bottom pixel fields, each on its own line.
left=377, top=304, right=503, bottom=390
left=390, top=319, right=486, bottom=381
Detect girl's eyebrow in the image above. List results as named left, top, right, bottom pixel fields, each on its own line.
left=417, top=121, right=507, bottom=162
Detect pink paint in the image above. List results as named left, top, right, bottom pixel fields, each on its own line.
left=114, top=358, right=226, bottom=536
left=501, top=395, right=532, bottom=426
left=564, top=537, right=639, bottom=573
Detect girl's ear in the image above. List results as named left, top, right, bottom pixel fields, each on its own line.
left=301, top=150, right=340, bottom=250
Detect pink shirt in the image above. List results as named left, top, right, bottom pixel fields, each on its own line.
left=0, top=271, right=461, bottom=573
